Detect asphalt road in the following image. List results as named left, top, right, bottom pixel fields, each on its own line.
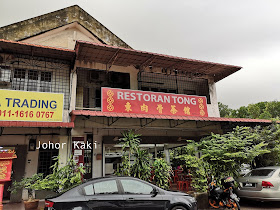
left=239, top=199, right=280, bottom=210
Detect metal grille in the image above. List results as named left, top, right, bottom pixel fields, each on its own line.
left=138, top=72, right=211, bottom=104
left=0, top=53, right=71, bottom=109
left=37, top=148, right=59, bottom=177
left=76, top=68, right=130, bottom=109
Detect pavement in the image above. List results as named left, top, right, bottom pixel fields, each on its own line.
left=3, top=200, right=45, bottom=210
left=2, top=197, right=280, bottom=210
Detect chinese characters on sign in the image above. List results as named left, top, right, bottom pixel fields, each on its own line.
left=102, top=88, right=208, bottom=117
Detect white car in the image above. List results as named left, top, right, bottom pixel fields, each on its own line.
left=236, top=166, right=280, bottom=201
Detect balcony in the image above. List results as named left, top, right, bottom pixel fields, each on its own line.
left=75, top=68, right=210, bottom=111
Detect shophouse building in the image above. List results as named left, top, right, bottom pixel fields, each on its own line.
left=0, top=5, right=274, bottom=201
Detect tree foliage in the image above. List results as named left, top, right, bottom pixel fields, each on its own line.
left=253, top=122, right=280, bottom=167
left=116, top=130, right=171, bottom=189
left=152, top=158, right=172, bottom=190
left=219, top=101, right=280, bottom=120
left=39, top=156, right=85, bottom=193
left=9, top=173, right=43, bottom=201
left=199, top=126, right=269, bottom=181
left=170, top=126, right=278, bottom=192
left=131, top=149, right=151, bottom=181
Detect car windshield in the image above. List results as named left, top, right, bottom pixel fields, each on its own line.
left=245, top=169, right=275, bottom=177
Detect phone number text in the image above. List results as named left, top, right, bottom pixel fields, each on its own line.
left=0, top=110, right=54, bottom=118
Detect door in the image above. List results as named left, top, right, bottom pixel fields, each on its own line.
left=120, top=179, right=165, bottom=210
left=84, top=179, right=124, bottom=210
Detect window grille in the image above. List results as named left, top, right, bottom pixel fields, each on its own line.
left=37, top=148, right=59, bottom=177
left=0, top=54, right=71, bottom=109
left=138, top=72, right=211, bottom=104
left=76, top=68, right=130, bottom=109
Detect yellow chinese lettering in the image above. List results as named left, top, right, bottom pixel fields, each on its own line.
left=156, top=104, right=163, bottom=114
left=141, top=103, right=148, bottom=112
left=125, top=102, right=132, bottom=112
left=170, top=105, right=177, bottom=114
left=183, top=106, right=191, bottom=115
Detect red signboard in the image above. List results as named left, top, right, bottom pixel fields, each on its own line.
left=102, top=88, right=208, bottom=117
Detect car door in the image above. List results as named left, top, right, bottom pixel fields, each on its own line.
left=119, top=178, right=166, bottom=210
left=83, top=179, right=124, bottom=210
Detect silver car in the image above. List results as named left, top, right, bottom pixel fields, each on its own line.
left=236, top=166, right=280, bottom=201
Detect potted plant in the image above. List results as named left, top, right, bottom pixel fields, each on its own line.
left=9, top=173, right=43, bottom=210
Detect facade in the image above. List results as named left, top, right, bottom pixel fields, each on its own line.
left=0, top=5, right=274, bottom=202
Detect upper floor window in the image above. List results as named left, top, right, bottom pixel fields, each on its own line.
left=12, top=68, right=52, bottom=92
left=138, top=72, right=211, bottom=104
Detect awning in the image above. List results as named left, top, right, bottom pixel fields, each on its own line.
left=71, top=110, right=275, bottom=124
left=0, top=121, right=74, bottom=128
left=0, top=39, right=75, bottom=62
left=75, top=40, right=242, bottom=82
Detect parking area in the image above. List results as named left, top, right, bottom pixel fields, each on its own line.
left=3, top=199, right=280, bottom=210
left=239, top=199, right=280, bottom=210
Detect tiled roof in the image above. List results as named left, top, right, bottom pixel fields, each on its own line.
left=0, top=121, right=74, bottom=128
left=71, top=110, right=275, bottom=124
left=0, top=39, right=75, bottom=61
left=75, top=40, right=242, bottom=82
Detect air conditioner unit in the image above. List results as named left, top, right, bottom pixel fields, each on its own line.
left=0, top=68, right=11, bottom=83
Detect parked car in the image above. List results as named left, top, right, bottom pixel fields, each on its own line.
left=236, top=166, right=280, bottom=201
left=45, top=176, right=197, bottom=210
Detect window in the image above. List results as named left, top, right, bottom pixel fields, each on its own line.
left=37, top=148, right=58, bottom=177
left=245, top=169, right=275, bottom=177
left=84, top=184, right=94, bottom=195
left=84, top=180, right=118, bottom=196
left=27, top=70, right=39, bottom=91
left=77, top=69, right=130, bottom=109
left=120, top=179, right=153, bottom=195
left=12, top=69, right=52, bottom=92
left=12, top=69, right=26, bottom=90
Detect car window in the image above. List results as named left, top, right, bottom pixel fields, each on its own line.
left=120, top=179, right=153, bottom=195
left=245, top=169, right=275, bottom=177
left=84, top=184, right=94, bottom=195
left=84, top=180, right=118, bottom=195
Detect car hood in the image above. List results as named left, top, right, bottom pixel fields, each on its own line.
left=168, top=191, right=190, bottom=196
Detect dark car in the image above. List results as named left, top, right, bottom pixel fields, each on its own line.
left=45, top=176, right=197, bottom=210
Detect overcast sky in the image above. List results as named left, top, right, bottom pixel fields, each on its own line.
left=1, top=0, right=280, bottom=109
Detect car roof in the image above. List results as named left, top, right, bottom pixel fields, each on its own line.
left=253, top=166, right=280, bottom=170
left=83, top=175, right=139, bottom=183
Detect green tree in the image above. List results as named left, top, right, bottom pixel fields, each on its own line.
left=264, top=101, right=280, bottom=119
left=218, top=102, right=232, bottom=117
left=253, top=122, right=280, bottom=167
left=172, top=141, right=209, bottom=192
left=118, top=130, right=141, bottom=176
left=131, top=149, right=151, bottom=181
left=247, top=103, right=261, bottom=119
left=199, top=126, right=269, bottom=181
left=152, top=158, right=172, bottom=190
left=39, top=156, right=85, bottom=193
left=9, top=173, right=43, bottom=201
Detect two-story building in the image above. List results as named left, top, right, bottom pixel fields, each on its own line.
left=0, top=5, right=273, bottom=201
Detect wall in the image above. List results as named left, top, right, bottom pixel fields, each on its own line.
left=23, top=23, right=102, bottom=50
left=0, top=128, right=69, bottom=200
left=207, top=77, right=220, bottom=117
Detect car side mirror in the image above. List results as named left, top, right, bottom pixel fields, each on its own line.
left=151, top=188, right=159, bottom=197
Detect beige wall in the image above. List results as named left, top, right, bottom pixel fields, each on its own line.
left=23, top=22, right=102, bottom=50
left=0, top=128, right=69, bottom=200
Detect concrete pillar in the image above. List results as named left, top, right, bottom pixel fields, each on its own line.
left=58, top=136, right=69, bottom=167
left=164, top=144, right=170, bottom=164
left=69, top=68, right=77, bottom=112
left=92, top=134, right=103, bottom=178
